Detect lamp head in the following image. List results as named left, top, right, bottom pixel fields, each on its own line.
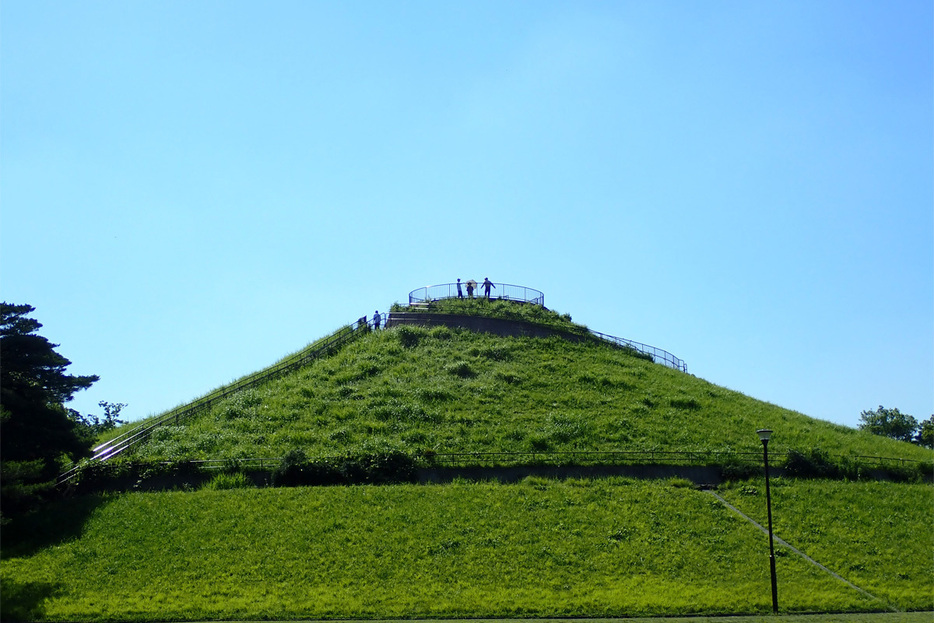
left=757, top=429, right=773, bottom=443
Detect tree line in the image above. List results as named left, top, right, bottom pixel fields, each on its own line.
left=858, top=405, right=933, bottom=449
left=1, top=302, right=124, bottom=522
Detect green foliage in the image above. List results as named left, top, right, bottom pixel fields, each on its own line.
left=65, top=459, right=208, bottom=494
left=444, top=360, right=476, bottom=378
left=718, top=455, right=760, bottom=481
left=93, top=324, right=359, bottom=449
left=204, top=472, right=254, bottom=491
left=202, top=471, right=254, bottom=490
left=858, top=405, right=919, bottom=443
left=270, top=448, right=309, bottom=486
left=72, top=401, right=127, bottom=436
left=783, top=448, right=858, bottom=480
left=270, top=450, right=417, bottom=487
left=1, top=303, right=101, bottom=520
left=4, top=301, right=931, bottom=621
left=621, top=344, right=655, bottom=363
left=4, top=478, right=928, bottom=620
left=915, top=415, right=934, bottom=449
left=0, top=461, right=55, bottom=521
left=0, top=303, right=99, bottom=410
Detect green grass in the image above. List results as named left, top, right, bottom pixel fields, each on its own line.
left=6, top=302, right=932, bottom=621
left=719, top=478, right=934, bottom=612
left=5, top=477, right=924, bottom=622
left=113, top=322, right=930, bottom=470
left=391, top=298, right=581, bottom=328
left=93, top=324, right=358, bottom=447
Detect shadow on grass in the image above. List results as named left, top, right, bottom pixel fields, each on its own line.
left=0, top=579, right=63, bottom=622
left=1, top=494, right=109, bottom=559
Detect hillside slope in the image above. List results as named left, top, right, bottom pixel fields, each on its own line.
left=2, top=478, right=930, bottom=621
left=124, top=314, right=930, bottom=466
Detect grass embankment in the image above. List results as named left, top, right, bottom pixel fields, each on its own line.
left=719, top=479, right=934, bottom=611
left=118, top=320, right=929, bottom=467
left=93, top=324, right=357, bottom=447
left=2, top=477, right=930, bottom=621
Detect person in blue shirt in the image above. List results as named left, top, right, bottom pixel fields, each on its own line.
left=482, top=278, right=495, bottom=299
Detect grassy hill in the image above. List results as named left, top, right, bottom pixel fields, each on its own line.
left=111, top=301, right=929, bottom=469
left=2, top=299, right=932, bottom=621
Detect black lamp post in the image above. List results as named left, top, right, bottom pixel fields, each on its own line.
left=757, top=428, right=779, bottom=613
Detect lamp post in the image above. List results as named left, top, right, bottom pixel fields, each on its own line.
left=757, top=428, right=779, bottom=614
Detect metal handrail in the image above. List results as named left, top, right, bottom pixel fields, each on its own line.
left=57, top=316, right=386, bottom=484
left=586, top=329, right=687, bottom=373
left=409, top=282, right=545, bottom=306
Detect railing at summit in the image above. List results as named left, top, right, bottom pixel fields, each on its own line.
left=404, top=282, right=686, bottom=373
left=409, top=282, right=545, bottom=306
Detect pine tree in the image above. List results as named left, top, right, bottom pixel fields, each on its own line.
left=1, top=303, right=99, bottom=480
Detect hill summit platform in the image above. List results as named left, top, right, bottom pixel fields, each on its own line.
left=409, top=282, right=545, bottom=306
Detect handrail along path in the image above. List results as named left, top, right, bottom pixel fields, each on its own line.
left=58, top=316, right=383, bottom=484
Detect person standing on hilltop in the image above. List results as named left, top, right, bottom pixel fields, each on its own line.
left=466, top=280, right=476, bottom=298
left=373, top=310, right=381, bottom=330
left=456, top=278, right=463, bottom=299
left=482, top=278, right=495, bottom=299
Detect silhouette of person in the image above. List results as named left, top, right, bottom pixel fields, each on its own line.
left=373, top=310, right=381, bottom=330
left=466, top=280, right=476, bottom=298
left=456, top=278, right=463, bottom=299
left=482, top=278, right=495, bottom=299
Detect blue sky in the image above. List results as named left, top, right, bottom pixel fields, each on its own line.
left=2, top=1, right=931, bottom=432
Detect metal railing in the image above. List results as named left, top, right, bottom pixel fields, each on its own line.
left=409, top=282, right=545, bottom=306
left=57, top=315, right=387, bottom=484
left=587, top=329, right=688, bottom=373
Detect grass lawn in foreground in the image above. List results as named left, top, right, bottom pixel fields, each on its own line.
left=5, top=477, right=919, bottom=622
left=718, top=479, right=934, bottom=612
